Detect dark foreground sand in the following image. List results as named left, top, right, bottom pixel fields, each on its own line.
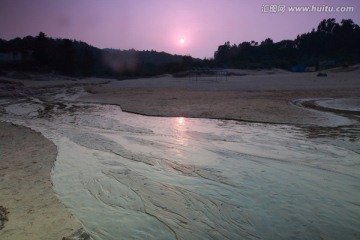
left=0, top=121, right=86, bottom=240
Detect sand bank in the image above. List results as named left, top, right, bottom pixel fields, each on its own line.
left=2, top=68, right=360, bottom=126
left=0, top=121, right=85, bottom=240
left=80, top=67, right=359, bottom=126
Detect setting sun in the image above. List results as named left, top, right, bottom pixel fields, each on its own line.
left=179, top=38, right=185, bottom=44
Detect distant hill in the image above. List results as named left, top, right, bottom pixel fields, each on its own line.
left=1, top=18, right=359, bottom=77
left=102, top=49, right=183, bottom=65
left=0, top=33, right=192, bottom=77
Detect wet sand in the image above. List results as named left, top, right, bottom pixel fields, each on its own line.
left=0, top=121, right=84, bottom=239
left=2, top=101, right=359, bottom=240
left=0, top=68, right=359, bottom=239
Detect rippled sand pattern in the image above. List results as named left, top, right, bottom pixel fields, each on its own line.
left=2, top=101, right=359, bottom=240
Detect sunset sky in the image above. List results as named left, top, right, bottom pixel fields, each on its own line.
left=1, top=0, right=359, bottom=58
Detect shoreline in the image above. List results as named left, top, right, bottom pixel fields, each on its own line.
left=117, top=96, right=360, bottom=127
left=0, top=121, right=85, bottom=240
left=81, top=86, right=360, bottom=127
left=80, top=66, right=360, bottom=127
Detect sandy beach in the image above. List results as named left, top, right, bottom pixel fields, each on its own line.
left=0, top=68, right=359, bottom=239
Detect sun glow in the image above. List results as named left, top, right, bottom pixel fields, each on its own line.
left=179, top=38, right=185, bottom=44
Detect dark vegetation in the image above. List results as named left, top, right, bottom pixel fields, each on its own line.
left=0, top=19, right=359, bottom=78
left=214, top=19, right=360, bottom=70
left=0, top=32, right=194, bottom=78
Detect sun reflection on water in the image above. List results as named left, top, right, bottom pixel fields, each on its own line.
left=169, top=117, right=190, bottom=158
left=173, top=117, right=187, bottom=146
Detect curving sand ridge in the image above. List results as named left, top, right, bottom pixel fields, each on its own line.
left=81, top=67, right=360, bottom=126
left=0, top=121, right=84, bottom=240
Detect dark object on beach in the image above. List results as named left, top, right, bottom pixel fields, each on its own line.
left=0, top=205, right=9, bottom=230
left=62, top=228, right=92, bottom=240
left=317, top=72, right=327, bottom=77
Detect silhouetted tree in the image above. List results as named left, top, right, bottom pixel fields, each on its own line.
left=33, top=32, right=49, bottom=65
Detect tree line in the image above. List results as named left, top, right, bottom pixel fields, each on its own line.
left=0, top=32, right=190, bottom=78
left=213, top=19, right=360, bottom=69
left=0, top=18, right=359, bottom=77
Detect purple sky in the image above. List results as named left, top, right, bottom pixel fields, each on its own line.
left=1, top=0, right=359, bottom=58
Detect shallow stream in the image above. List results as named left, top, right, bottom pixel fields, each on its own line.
left=1, top=98, right=359, bottom=240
